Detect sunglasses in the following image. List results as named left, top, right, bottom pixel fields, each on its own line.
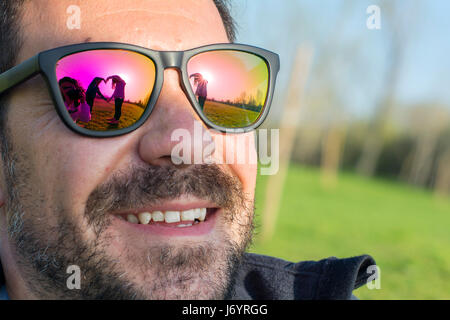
left=0, top=42, right=280, bottom=137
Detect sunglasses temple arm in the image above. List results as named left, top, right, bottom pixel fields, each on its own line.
left=0, top=54, right=40, bottom=94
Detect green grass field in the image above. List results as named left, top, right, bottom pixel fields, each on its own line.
left=203, top=100, right=260, bottom=127
left=77, top=99, right=260, bottom=130
left=77, top=99, right=144, bottom=130
left=250, top=165, right=450, bottom=299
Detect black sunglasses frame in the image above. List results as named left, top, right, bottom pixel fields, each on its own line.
left=0, top=42, right=280, bottom=137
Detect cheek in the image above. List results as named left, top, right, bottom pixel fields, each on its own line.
left=14, top=120, right=137, bottom=211
left=230, top=161, right=257, bottom=200
left=212, top=132, right=257, bottom=198
left=48, top=138, right=136, bottom=206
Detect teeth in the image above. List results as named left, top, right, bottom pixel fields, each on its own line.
left=152, top=211, right=164, bottom=222
left=138, top=212, right=152, bottom=224
left=177, top=223, right=193, bottom=228
left=181, top=209, right=195, bottom=221
left=165, top=211, right=181, bottom=223
left=123, top=208, right=209, bottom=225
left=199, top=208, right=207, bottom=221
left=127, top=214, right=139, bottom=224
left=193, top=208, right=201, bottom=220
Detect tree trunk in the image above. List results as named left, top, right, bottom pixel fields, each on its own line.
left=321, top=125, right=346, bottom=188
left=261, top=46, right=313, bottom=242
left=434, top=151, right=450, bottom=197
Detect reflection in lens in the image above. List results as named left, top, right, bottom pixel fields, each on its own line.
left=187, top=50, right=269, bottom=128
left=56, top=50, right=156, bottom=131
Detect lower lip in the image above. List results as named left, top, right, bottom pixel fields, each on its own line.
left=113, top=209, right=219, bottom=237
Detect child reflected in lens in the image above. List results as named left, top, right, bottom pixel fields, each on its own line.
left=58, top=77, right=91, bottom=125
left=189, top=73, right=208, bottom=111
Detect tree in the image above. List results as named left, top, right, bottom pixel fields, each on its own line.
left=357, top=1, right=419, bottom=176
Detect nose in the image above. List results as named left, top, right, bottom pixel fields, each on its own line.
left=138, top=69, right=215, bottom=166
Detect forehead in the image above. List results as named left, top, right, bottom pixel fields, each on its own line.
left=18, top=0, right=228, bottom=61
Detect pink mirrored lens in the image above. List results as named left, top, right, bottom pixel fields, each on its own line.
left=56, top=50, right=156, bottom=131
left=187, top=50, right=269, bottom=128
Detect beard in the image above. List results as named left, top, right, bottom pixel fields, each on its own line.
left=1, top=133, right=254, bottom=299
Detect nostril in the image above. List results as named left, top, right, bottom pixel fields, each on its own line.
left=150, top=156, right=193, bottom=168
left=150, top=155, right=179, bottom=167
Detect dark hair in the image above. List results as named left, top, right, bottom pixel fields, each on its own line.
left=0, top=1, right=26, bottom=148
left=59, top=76, right=86, bottom=105
left=59, top=76, right=78, bottom=87
left=213, top=0, right=236, bottom=43
left=92, top=77, right=105, bottom=85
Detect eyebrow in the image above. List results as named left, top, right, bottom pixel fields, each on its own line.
left=84, top=37, right=92, bottom=43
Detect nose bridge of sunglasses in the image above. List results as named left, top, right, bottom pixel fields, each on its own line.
left=159, top=51, right=184, bottom=69
left=158, top=51, right=190, bottom=96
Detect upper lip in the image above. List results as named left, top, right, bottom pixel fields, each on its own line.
left=108, top=196, right=218, bottom=216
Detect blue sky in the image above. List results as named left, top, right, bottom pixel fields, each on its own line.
left=231, top=0, right=450, bottom=119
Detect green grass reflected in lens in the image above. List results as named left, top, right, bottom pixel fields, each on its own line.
left=202, top=100, right=261, bottom=128
left=76, top=98, right=145, bottom=130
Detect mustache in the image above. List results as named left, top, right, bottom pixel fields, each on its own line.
left=84, top=164, right=246, bottom=230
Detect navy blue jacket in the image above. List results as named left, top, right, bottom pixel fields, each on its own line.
left=0, top=253, right=376, bottom=299
left=231, top=253, right=376, bottom=299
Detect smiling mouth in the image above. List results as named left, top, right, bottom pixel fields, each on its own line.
left=114, top=207, right=218, bottom=228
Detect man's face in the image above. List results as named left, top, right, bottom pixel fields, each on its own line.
left=0, top=0, right=257, bottom=299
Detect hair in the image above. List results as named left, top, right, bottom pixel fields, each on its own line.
left=0, top=1, right=26, bottom=152
left=93, top=77, right=105, bottom=85
left=213, top=0, right=236, bottom=43
left=59, top=76, right=86, bottom=105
